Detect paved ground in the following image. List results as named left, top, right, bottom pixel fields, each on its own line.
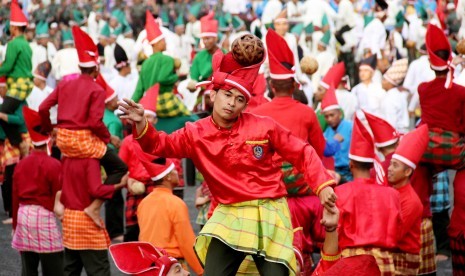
left=0, top=185, right=453, bottom=275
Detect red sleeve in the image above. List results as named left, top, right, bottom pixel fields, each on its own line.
left=48, top=160, right=62, bottom=196
left=88, top=89, right=111, bottom=144
left=38, top=87, right=59, bottom=133
left=311, top=251, right=341, bottom=275
left=11, top=163, right=21, bottom=230
left=118, top=137, right=131, bottom=164
left=87, top=159, right=115, bottom=200
left=307, top=110, right=326, bottom=158
left=135, top=123, right=192, bottom=159
left=271, top=121, right=335, bottom=196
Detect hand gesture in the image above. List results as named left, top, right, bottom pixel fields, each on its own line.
left=320, top=205, right=340, bottom=229
left=319, top=186, right=337, bottom=214
left=118, top=98, right=144, bottom=124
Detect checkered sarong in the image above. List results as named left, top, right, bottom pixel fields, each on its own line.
left=342, top=247, right=395, bottom=275
left=421, top=128, right=465, bottom=170
left=12, top=204, right=63, bottom=253
left=0, top=133, right=31, bottom=167
left=156, top=92, right=191, bottom=118
left=450, top=233, right=465, bottom=275
left=6, top=77, right=33, bottom=101
left=418, top=218, right=436, bottom=275
left=62, top=209, right=110, bottom=250
left=393, top=252, right=420, bottom=275
left=282, top=162, right=311, bottom=196
left=56, top=128, right=106, bottom=159
left=194, top=198, right=297, bottom=275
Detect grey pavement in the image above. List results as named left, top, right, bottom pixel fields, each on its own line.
left=0, top=185, right=453, bottom=275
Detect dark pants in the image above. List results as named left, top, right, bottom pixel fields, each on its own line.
left=1, top=164, right=16, bottom=217
left=204, top=238, right=288, bottom=276
left=0, top=96, right=23, bottom=146
left=432, top=209, right=451, bottom=257
left=339, top=51, right=357, bottom=88
left=64, top=248, right=110, bottom=276
left=101, top=148, right=127, bottom=239
left=21, top=251, right=64, bottom=276
left=124, top=224, right=140, bottom=242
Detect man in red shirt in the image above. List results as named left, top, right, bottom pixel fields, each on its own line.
left=336, top=115, right=402, bottom=275
left=387, top=125, right=428, bottom=275
left=119, top=34, right=336, bottom=276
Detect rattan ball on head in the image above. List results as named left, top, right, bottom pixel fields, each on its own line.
left=457, top=40, right=465, bottom=55
left=300, top=56, right=319, bottom=75
left=231, top=34, right=265, bottom=67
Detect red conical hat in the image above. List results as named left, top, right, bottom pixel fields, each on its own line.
left=266, top=28, right=295, bottom=80
left=320, top=62, right=345, bottom=89
left=139, top=84, right=159, bottom=117
left=426, top=23, right=454, bottom=88
left=22, top=106, right=49, bottom=146
left=72, top=26, right=99, bottom=67
left=95, top=74, right=117, bottom=103
left=392, top=124, right=429, bottom=169
left=109, top=242, right=178, bottom=276
left=133, top=144, right=174, bottom=181
left=200, top=11, right=218, bottom=37
left=10, top=0, right=28, bottom=26
left=362, top=110, right=399, bottom=147
left=146, top=10, right=164, bottom=45
left=321, top=85, right=340, bottom=112
left=349, top=116, right=375, bottom=163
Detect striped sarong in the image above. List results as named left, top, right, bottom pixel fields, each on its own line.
left=56, top=128, right=106, bottom=159
left=6, top=77, right=33, bottom=100
left=393, top=252, right=420, bottom=275
left=62, top=209, right=110, bottom=250
left=156, top=92, right=191, bottom=118
left=450, top=233, right=465, bottom=275
left=194, top=198, right=297, bottom=275
left=342, top=247, right=395, bottom=275
left=418, top=218, right=436, bottom=275
left=281, top=162, right=311, bottom=196
left=12, top=204, right=63, bottom=253
left=421, top=128, right=465, bottom=170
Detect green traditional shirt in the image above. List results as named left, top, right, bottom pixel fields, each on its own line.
left=132, top=52, right=178, bottom=102
left=2, top=101, right=28, bottom=134
left=0, top=35, right=33, bottom=78
left=103, top=108, right=123, bottom=151
left=155, top=114, right=199, bottom=134
left=190, top=49, right=227, bottom=82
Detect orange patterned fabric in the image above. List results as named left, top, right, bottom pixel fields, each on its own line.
left=56, top=128, right=106, bottom=159
left=62, top=209, right=110, bottom=250
left=0, top=133, right=31, bottom=167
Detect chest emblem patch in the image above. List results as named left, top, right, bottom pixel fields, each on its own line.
left=253, top=145, right=264, bottom=159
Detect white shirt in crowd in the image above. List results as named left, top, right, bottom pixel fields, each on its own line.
left=336, top=89, right=359, bottom=121
left=403, top=55, right=435, bottom=112
left=27, top=85, right=57, bottom=124
left=352, top=81, right=385, bottom=116
left=381, top=87, right=410, bottom=133
left=52, top=47, right=80, bottom=80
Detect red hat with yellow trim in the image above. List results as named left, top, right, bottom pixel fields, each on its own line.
left=266, top=28, right=295, bottom=80
left=146, top=10, right=164, bottom=45
left=72, top=26, right=99, bottom=67
left=349, top=116, right=375, bottom=163
left=392, top=124, right=429, bottom=169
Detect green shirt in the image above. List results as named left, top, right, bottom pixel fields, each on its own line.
left=132, top=52, right=178, bottom=102
left=155, top=114, right=199, bottom=134
left=1, top=101, right=28, bottom=134
left=103, top=109, right=123, bottom=150
left=190, top=49, right=227, bottom=82
left=0, top=35, right=33, bottom=78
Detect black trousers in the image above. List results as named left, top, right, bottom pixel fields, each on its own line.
left=21, top=251, right=64, bottom=276
left=1, top=164, right=16, bottom=217
left=204, top=238, right=288, bottom=276
left=124, top=224, right=140, bottom=242
left=0, top=96, right=23, bottom=146
left=64, top=248, right=110, bottom=276
left=432, top=209, right=451, bottom=257
left=101, top=148, right=127, bottom=239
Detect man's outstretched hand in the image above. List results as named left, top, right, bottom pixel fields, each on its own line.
left=118, top=98, right=145, bottom=124
left=319, top=186, right=337, bottom=214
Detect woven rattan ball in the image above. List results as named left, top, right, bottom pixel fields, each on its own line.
left=300, top=56, right=319, bottom=75
left=231, top=34, right=265, bottom=66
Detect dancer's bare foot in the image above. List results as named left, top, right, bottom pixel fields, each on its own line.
left=84, top=207, right=103, bottom=228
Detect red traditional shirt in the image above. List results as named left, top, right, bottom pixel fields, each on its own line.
left=39, top=74, right=110, bottom=144
left=418, top=78, right=465, bottom=133
left=60, top=157, right=115, bottom=210
left=12, top=151, right=62, bottom=229
left=410, top=165, right=433, bottom=219
left=396, top=183, right=423, bottom=254
left=136, top=113, right=334, bottom=205
left=119, top=135, right=151, bottom=183
left=336, top=178, right=402, bottom=249
left=252, top=96, right=326, bottom=157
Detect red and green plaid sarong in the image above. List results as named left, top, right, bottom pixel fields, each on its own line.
left=282, top=162, right=311, bottom=196
left=421, top=128, right=465, bottom=170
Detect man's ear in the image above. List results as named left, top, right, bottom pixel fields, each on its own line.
left=209, top=90, right=217, bottom=102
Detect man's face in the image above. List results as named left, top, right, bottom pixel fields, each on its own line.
left=167, top=263, right=189, bottom=276
left=175, top=25, right=185, bottom=35
left=274, top=21, right=289, bottom=36
left=210, top=89, right=247, bottom=122
left=387, top=159, right=411, bottom=185
left=314, top=86, right=327, bottom=102
left=168, top=169, right=180, bottom=188
left=202, top=36, right=218, bottom=51
left=359, top=67, right=373, bottom=82
left=154, top=38, right=167, bottom=52
left=109, top=18, right=118, bottom=28
left=37, top=37, right=48, bottom=46
left=323, top=109, right=342, bottom=128
left=0, top=86, right=6, bottom=98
